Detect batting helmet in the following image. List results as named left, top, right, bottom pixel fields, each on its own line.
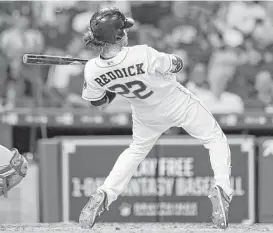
left=89, top=7, right=134, bottom=44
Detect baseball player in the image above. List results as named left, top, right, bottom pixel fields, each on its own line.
left=0, top=145, right=28, bottom=197
left=80, top=7, right=233, bottom=230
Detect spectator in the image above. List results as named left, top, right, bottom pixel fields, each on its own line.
left=252, top=3, right=273, bottom=50
left=100, top=1, right=131, bottom=15
left=188, top=52, right=244, bottom=114
left=227, top=39, right=268, bottom=103
left=72, top=10, right=94, bottom=35
left=138, top=24, right=162, bottom=49
left=158, top=1, right=212, bottom=67
left=46, top=34, right=91, bottom=108
left=0, top=11, right=44, bottom=108
left=187, top=63, right=208, bottom=89
left=0, top=49, right=8, bottom=110
left=226, top=1, right=266, bottom=36
left=249, top=70, right=273, bottom=113
left=42, top=7, right=74, bottom=56
left=229, top=61, right=258, bottom=103
left=131, top=1, right=171, bottom=28
left=0, top=0, right=272, bottom=112
left=207, top=50, right=244, bottom=114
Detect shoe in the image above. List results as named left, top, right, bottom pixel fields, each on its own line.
left=79, top=189, right=108, bottom=229
left=208, top=185, right=230, bottom=229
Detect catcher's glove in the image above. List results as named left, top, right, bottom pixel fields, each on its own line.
left=0, top=148, right=28, bottom=197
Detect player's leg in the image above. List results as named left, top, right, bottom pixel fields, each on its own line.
left=177, top=96, right=232, bottom=229
left=79, top=121, right=167, bottom=228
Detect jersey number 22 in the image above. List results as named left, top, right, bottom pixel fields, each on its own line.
left=108, top=80, right=154, bottom=99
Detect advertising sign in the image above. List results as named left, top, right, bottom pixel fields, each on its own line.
left=61, top=136, right=255, bottom=223
left=258, top=137, right=273, bottom=223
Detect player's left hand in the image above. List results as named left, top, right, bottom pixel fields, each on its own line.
left=0, top=148, right=28, bottom=197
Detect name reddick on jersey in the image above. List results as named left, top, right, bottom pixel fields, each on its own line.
left=95, top=63, right=145, bottom=87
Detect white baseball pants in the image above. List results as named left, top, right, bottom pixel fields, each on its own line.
left=99, top=86, right=233, bottom=206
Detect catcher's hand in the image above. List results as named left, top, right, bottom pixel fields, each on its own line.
left=0, top=148, right=28, bottom=197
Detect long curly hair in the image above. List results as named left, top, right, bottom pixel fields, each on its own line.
left=83, top=27, right=106, bottom=50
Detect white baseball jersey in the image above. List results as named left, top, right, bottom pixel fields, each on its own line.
left=83, top=44, right=183, bottom=103
left=82, top=44, right=187, bottom=124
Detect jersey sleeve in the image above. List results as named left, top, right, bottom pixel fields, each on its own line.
left=145, top=45, right=173, bottom=74
left=82, top=62, right=106, bottom=101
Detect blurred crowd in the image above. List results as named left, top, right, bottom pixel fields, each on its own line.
left=1, top=1, right=273, bottom=114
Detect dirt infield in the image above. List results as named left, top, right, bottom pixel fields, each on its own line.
left=0, top=223, right=273, bottom=233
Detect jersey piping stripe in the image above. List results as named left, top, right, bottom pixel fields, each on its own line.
left=94, top=47, right=129, bottom=68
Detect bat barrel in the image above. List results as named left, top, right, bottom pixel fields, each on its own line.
left=23, top=54, right=88, bottom=65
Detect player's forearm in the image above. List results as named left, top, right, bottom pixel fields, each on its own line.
left=90, top=91, right=116, bottom=109
left=169, top=54, right=183, bottom=73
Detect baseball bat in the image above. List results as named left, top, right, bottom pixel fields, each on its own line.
left=23, top=54, right=88, bottom=65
